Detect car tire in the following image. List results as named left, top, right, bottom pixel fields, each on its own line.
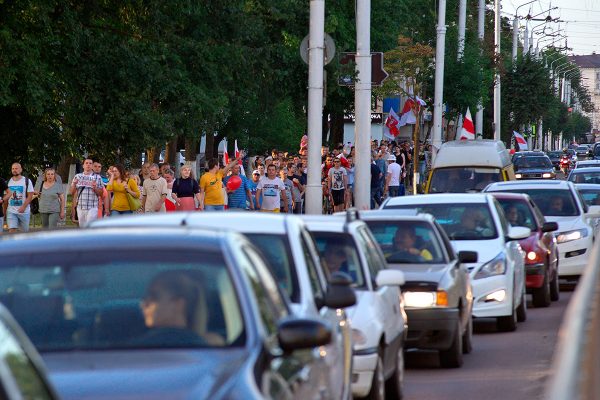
left=462, top=315, right=473, bottom=354
left=439, top=320, right=463, bottom=368
left=532, top=270, right=551, bottom=307
left=550, top=261, right=560, bottom=302
left=385, top=346, right=404, bottom=400
left=516, top=287, right=527, bottom=322
left=497, top=303, right=517, bottom=332
left=366, top=350, right=385, bottom=400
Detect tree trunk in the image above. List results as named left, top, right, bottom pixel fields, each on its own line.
left=146, top=147, right=160, bottom=164
left=185, top=137, right=199, bottom=161
left=330, top=111, right=345, bottom=149
left=205, top=130, right=215, bottom=162
left=56, top=155, right=78, bottom=184
left=165, top=136, right=178, bottom=165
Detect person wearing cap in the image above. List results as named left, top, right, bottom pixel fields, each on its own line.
left=247, top=169, right=261, bottom=210
left=384, top=154, right=403, bottom=198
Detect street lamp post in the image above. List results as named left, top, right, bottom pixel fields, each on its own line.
left=513, top=0, right=538, bottom=61
left=475, top=0, right=485, bottom=136
left=432, top=0, right=447, bottom=162
left=493, top=0, right=501, bottom=141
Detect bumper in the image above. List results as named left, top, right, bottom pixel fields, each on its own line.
left=557, top=237, right=591, bottom=277
left=471, top=274, right=513, bottom=318
left=404, top=308, right=460, bottom=350
left=351, top=350, right=378, bottom=397
left=525, top=262, right=545, bottom=290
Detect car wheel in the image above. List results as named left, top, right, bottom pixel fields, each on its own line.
left=516, top=287, right=527, bottom=322
left=532, top=269, right=551, bottom=307
left=462, top=315, right=473, bottom=354
left=439, top=320, right=463, bottom=368
left=497, top=302, right=517, bottom=332
left=366, top=350, right=385, bottom=400
left=385, top=347, right=404, bottom=400
left=550, top=261, right=560, bottom=302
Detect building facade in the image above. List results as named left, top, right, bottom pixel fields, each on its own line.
left=570, top=54, right=600, bottom=140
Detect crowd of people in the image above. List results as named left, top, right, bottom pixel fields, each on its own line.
left=0, top=138, right=431, bottom=232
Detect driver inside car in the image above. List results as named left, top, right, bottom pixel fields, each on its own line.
left=389, top=226, right=433, bottom=262
left=456, top=208, right=493, bottom=237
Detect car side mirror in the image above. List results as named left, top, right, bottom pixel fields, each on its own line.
left=458, top=251, right=478, bottom=264
left=323, top=272, right=356, bottom=309
left=542, top=222, right=559, bottom=233
left=506, top=226, right=531, bottom=241
left=277, top=317, right=332, bottom=353
left=375, top=269, right=405, bottom=287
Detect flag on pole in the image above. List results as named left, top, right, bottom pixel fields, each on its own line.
left=234, top=140, right=245, bottom=175
left=459, top=108, right=475, bottom=140
left=513, top=131, right=528, bottom=150
left=222, top=138, right=230, bottom=166
left=337, top=153, right=350, bottom=169
left=384, top=108, right=401, bottom=139
left=399, top=98, right=417, bottom=126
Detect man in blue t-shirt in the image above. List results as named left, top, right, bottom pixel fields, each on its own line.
left=247, top=170, right=261, bottom=210
left=223, top=165, right=254, bottom=211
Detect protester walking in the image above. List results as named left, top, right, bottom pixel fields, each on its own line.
left=34, top=168, right=65, bottom=228
left=198, top=155, right=240, bottom=211
left=5, top=163, right=34, bottom=232
left=70, top=158, right=104, bottom=227
left=171, top=165, right=200, bottom=211
left=142, top=164, right=168, bottom=213
left=107, top=164, right=141, bottom=215
left=223, top=164, right=254, bottom=211
left=256, top=164, right=288, bottom=213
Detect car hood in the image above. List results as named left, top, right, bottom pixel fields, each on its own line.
left=43, top=349, right=249, bottom=400
left=451, top=239, right=502, bottom=265
left=387, top=263, right=448, bottom=285
left=543, top=216, right=583, bottom=232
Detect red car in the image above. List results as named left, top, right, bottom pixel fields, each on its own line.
left=490, top=193, right=560, bottom=307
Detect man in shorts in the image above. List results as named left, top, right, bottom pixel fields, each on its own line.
left=328, top=157, right=348, bottom=212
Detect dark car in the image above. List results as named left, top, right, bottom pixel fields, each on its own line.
left=489, top=193, right=560, bottom=307
left=567, top=167, right=600, bottom=185
left=513, top=155, right=556, bottom=180
left=547, top=151, right=562, bottom=170
left=0, top=228, right=335, bottom=400
left=0, top=304, right=60, bottom=400
left=511, top=151, right=545, bottom=165
left=575, top=145, right=590, bottom=158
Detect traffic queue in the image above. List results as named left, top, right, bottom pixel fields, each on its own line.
left=0, top=139, right=597, bottom=400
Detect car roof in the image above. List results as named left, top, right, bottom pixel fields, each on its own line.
left=357, top=210, right=436, bottom=223
left=434, top=140, right=511, bottom=168
left=301, top=214, right=366, bottom=233
left=0, top=227, right=231, bottom=255
left=485, top=180, right=573, bottom=191
left=574, top=183, right=600, bottom=190
left=488, top=192, right=531, bottom=201
left=384, top=193, right=492, bottom=206
left=571, top=167, right=600, bottom=173
left=91, top=211, right=305, bottom=234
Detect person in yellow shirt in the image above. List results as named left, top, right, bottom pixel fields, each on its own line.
left=389, top=225, right=433, bottom=262
left=106, top=164, right=141, bottom=215
left=199, top=154, right=241, bottom=211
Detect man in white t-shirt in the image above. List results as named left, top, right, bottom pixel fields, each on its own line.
left=5, top=163, right=34, bottom=232
left=256, top=165, right=289, bottom=213
left=328, top=158, right=348, bottom=212
left=385, top=154, right=403, bottom=198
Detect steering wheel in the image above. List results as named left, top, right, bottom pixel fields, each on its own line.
left=450, top=230, right=479, bottom=239
left=389, top=250, right=424, bottom=263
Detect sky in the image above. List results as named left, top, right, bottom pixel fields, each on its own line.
left=502, top=0, right=600, bottom=55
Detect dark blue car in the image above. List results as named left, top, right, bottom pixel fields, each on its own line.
left=513, top=155, right=556, bottom=180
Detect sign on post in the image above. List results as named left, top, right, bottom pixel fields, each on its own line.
left=338, top=52, right=388, bottom=87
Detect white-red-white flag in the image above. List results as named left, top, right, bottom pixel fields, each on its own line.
left=234, top=140, right=245, bottom=175
left=459, top=108, right=475, bottom=140
left=384, top=108, right=401, bottom=139
left=513, top=131, right=528, bottom=150
left=399, top=98, right=417, bottom=126
left=222, top=138, right=230, bottom=166
left=336, top=153, right=350, bottom=169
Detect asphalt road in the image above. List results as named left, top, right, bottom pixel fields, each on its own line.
left=403, top=290, right=573, bottom=400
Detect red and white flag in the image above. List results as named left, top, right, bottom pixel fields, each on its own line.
left=459, top=108, right=475, bottom=140
left=234, top=140, right=245, bottom=175
left=222, top=138, right=230, bottom=166
left=337, top=153, right=350, bottom=169
left=384, top=108, right=401, bottom=139
left=399, top=98, right=417, bottom=126
left=513, top=131, right=528, bottom=150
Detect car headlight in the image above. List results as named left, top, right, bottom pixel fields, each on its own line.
left=542, top=173, right=553, bottom=178
left=352, top=329, right=368, bottom=346
left=556, top=228, right=588, bottom=244
left=515, top=173, right=522, bottom=179
left=403, top=291, right=448, bottom=308
left=474, top=253, right=506, bottom=280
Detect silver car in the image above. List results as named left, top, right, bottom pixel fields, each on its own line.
left=361, top=210, right=475, bottom=368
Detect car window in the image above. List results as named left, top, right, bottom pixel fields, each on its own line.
left=515, top=156, right=552, bottom=169
left=496, top=198, right=538, bottom=230
left=241, top=246, right=289, bottom=336
left=356, top=227, right=385, bottom=278
left=0, top=315, right=54, bottom=400
left=299, top=232, right=325, bottom=302
left=579, top=189, right=600, bottom=207
left=568, top=171, right=600, bottom=184
left=245, top=234, right=300, bottom=303
left=493, top=200, right=510, bottom=235
left=312, top=232, right=366, bottom=288
left=0, top=250, right=245, bottom=351
left=365, top=220, right=446, bottom=264
left=384, top=203, right=499, bottom=240
left=489, top=188, right=579, bottom=217
left=435, top=220, right=456, bottom=260
left=429, top=167, right=502, bottom=193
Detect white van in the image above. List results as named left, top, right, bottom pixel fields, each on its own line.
left=425, top=140, right=515, bottom=193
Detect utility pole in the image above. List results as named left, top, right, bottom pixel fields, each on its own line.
left=476, top=0, right=485, bottom=137
left=305, top=0, right=325, bottom=214
left=354, top=0, right=371, bottom=209
left=458, top=0, right=467, bottom=60
left=512, top=15, right=519, bottom=62
left=493, top=0, right=501, bottom=141
left=432, top=0, right=447, bottom=162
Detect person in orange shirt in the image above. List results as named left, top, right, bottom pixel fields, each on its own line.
left=198, top=154, right=241, bottom=211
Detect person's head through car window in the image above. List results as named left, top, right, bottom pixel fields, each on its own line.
left=505, top=205, right=520, bottom=226
left=391, top=226, right=432, bottom=261
left=324, top=242, right=349, bottom=274
left=548, top=196, right=564, bottom=214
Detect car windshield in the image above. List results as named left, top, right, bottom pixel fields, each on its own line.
left=578, top=189, right=600, bottom=206
left=568, top=171, right=600, bottom=184
left=576, top=162, right=600, bottom=169
left=311, top=232, right=366, bottom=287
left=429, top=167, right=503, bottom=193
left=515, top=157, right=552, bottom=169
left=383, top=203, right=499, bottom=240
left=365, top=221, right=446, bottom=264
left=548, top=152, right=561, bottom=158
left=495, top=198, right=538, bottom=230
left=245, top=234, right=299, bottom=303
left=490, top=189, right=579, bottom=217
left=577, top=146, right=588, bottom=151
left=0, top=250, right=245, bottom=352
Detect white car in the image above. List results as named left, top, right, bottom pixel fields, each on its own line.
left=92, top=213, right=355, bottom=400
left=303, top=214, right=407, bottom=400
left=484, top=180, right=600, bottom=281
left=381, top=194, right=530, bottom=332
